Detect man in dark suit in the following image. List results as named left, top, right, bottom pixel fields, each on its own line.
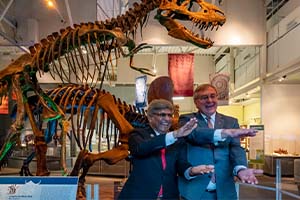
left=118, top=99, right=215, bottom=200
left=178, top=84, right=263, bottom=200
left=118, top=99, right=257, bottom=200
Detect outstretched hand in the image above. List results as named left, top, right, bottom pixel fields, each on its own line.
left=190, top=165, right=214, bottom=176
left=237, top=168, right=264, bottom=184
left=173, top=117, right=198, bottom=138
left=221, top=128, right=258, bottom=138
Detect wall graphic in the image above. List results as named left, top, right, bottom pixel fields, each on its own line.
left=168, top=54, right=194, bottom=97
left=210, top=73, right=230, bottom=105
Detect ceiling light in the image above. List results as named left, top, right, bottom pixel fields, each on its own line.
left=278, top=75, right=287, bottom=82
left=46, top=0, right=54, bottom=8
left=173, top=97, right=184, bottom=100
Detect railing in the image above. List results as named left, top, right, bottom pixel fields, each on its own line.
left=85, top=159, right=300, bottom=200
left=237, top=159, right=300, bottom=200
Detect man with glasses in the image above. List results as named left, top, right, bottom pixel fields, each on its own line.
left=178, top=84, right=263, bottom=200
left=118, top=99, right=215, bottom=200
left=118, top=99, right=258, bottom=200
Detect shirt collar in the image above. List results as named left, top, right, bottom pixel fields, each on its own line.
left=200, top=112, right=216, bottom=123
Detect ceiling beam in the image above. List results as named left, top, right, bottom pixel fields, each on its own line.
left=0, top=0, right=16, bottom=29
left=0, top=0, right=13, bottom=22
left=64, top=0, right=73, bottom=27
left=0, top=29, right=29, bottom=53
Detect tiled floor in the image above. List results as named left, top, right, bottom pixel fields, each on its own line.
left=1, top=167, right=300, bottom=199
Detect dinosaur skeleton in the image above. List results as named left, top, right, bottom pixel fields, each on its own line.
left=0, top=0, right=225, bottom=199
left=3, top=83, right=147, bottom=198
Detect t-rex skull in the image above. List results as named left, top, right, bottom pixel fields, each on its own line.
left=156, top=0, right=226, bottom=48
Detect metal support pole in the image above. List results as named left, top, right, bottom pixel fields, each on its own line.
left=276, top=159, right=282, bottom=200
left=64, top=0, right=73, bottom=27
left=0, top=0, right=14, bottom=22
left=86, top=184, right=99, bottom=200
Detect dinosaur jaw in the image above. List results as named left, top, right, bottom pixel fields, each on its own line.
left=165, top=17, right=214, bottom=49
left=156, top=0, right=225, bottom=49
left=157, top=15, right=216, bottom=49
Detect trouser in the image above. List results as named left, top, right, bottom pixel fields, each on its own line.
left=180, top=190, right=217, bottom=200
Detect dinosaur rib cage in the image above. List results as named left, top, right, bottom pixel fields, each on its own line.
left=31, top=28, right=125, bottom=87
left=36, top=84, right=148, bottom=157
left=27, top=0, right=162, bottom=87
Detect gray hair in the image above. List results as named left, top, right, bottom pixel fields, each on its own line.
left=193, top=84, right=217, bottom=100
left=147, top=99, right=174, bottom=117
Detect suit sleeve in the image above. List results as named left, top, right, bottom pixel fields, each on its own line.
left=229, top=119, right=248, bottom=167
left=179, top=114, right=215, bottom=145
left=128, top=127, right=166, bottom=157
left=176, top=140, right=192, bottom=176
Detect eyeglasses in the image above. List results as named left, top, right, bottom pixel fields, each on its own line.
left=196, top=93, right=218, bottom=101
left=153, top=113, right=173, bottom=118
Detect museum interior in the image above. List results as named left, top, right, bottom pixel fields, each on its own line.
left=1, top=0, right=300, bottom=199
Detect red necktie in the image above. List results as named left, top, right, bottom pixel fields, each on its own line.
left=161, top=148, right=166, bottom=169
left=158, top=148, right=166, bottom=197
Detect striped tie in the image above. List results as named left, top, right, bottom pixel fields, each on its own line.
left=206, top=116, right=213, bottom=128
left=206, top=116, right=216, bottom=187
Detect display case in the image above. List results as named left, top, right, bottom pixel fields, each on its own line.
left=263, top=155, right=300, bottom=176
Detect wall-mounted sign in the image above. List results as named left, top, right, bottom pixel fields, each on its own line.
left=0, top=176, right=78, bottom=200
left=135, top=75, right=147, bottom=108
left=249, top=125, right=264, bottom=163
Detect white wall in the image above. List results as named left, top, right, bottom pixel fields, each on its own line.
left=262, top=84, right=300, bottom=155
left=267, top=6, right=300, bottom=76
left=213, top=0, right=266, bottom=45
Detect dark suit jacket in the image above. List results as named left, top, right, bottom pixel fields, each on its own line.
left=178, top=112, right=247, bottom=200
left=118, top=126, right=191, bottom=200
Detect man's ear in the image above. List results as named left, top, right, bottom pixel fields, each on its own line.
left=147, top=116, right=153, bottom=123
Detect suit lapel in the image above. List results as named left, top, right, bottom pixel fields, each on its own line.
left=147, top=126, right=167, bottom=169
left=214, top=113, right=224, bottom=129
left=195, top=112, right=208, bottom=128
